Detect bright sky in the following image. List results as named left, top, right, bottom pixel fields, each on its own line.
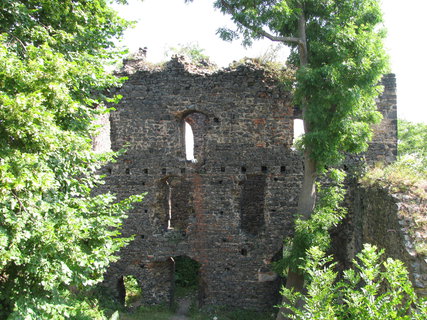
left=114, top=0, right=427, bottom=124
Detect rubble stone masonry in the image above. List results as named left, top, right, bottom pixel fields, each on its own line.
left=97, top=56, right=399, bottom=309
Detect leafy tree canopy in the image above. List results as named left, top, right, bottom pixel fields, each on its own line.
left=0, top=1, right=142, bottom=318
left=398, top=119, right=427, bottom=164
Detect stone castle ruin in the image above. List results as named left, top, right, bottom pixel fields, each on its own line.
left=94, top=54, right=422, bottom=310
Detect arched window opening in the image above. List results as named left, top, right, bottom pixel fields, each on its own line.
left=181, top=112, right=208, bottom=163
left=185, top=121, right=195, bottom=162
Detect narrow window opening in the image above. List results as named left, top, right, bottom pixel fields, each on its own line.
left=281, top=166, right=286, bottom=173
left=261, top=166, right=268, bottom=173
left=166, top=180, right=173, bottom=230
left=125, top=168, right=130, bottom=174
left=221, top=166, right=225, bottom=172
left=185, top=121, right=195, bottom=162
left=293, top=119, right=305, bottom=147
left=241, top=248, right=248, bottom=256
left=241, top=166, right=247, bottom=173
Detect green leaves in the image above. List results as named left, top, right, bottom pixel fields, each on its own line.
left=0, top=0, right=140, bottom=318
left=280, top=244, right=427, bottom=320
left=279, top=169, right=347, bottom=274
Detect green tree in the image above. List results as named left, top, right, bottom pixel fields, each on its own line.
left=0, top=1, right=142, bottom=318
left=187, top=0, right=389, bottom=317
left=165, top=42, right=211, bottom=65
left=398, top=120, right=427, bottom=169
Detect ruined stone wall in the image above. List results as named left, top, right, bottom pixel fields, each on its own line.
left=100, top=57, right=301, bottom=310
left=349, top=186, right=427, bottom=297
left=99, top=56, right=398, bottom=310
left=366, top=73, right=398, bottom=164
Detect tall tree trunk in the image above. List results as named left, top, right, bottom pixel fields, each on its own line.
left=276, top=8, right=317, bottom=320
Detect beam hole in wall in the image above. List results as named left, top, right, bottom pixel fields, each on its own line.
left=143, top=168, right=148, bottom=174
left=241, top=166, right=247, bottom=173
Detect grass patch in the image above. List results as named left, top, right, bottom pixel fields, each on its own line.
left=360, top=156, right=427, bottom=199
left=117, top=304, right=174, bottom=320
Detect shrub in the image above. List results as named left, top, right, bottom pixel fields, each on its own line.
left=280, top=244, right=427, bottom=320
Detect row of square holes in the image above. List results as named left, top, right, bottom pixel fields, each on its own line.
left=122, top=166, right=287, bottom=175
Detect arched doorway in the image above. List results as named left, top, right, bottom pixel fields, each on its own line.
left=171, top=256, right=202, bottom=307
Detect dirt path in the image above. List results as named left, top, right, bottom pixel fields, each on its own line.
left=169, top=297, right=192, bottom=320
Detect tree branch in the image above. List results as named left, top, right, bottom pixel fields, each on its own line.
left=257, top=29, right=302, bottom=45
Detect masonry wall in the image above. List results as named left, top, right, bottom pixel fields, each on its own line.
left=100, top=56, right=398, bottom=310
left=349, top=186, right=427, bottom=297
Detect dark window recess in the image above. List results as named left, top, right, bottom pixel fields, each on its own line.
left=221, top=166, right=225, bottom=172
left=141, top=235, right=145, bottom=239
left=143, top=168, right=149, bottom=174
left=162, top=168, right=167, bottom=174
left=163, top=177, right=193, bottom=231
left=241, top=248, right=248, bottom=256
left=213, top=117, right=220, bottom=123
left=241, top=166, right=247, bottom=173
left=125, top=168, right=130, bottom=174
left=281, top=166, right=286, bottom=173
left=144, top=209, right=148, bottom=213
left=261, top=166, right=268, bottom=173
left=240, top=174, right=266, bottom=235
